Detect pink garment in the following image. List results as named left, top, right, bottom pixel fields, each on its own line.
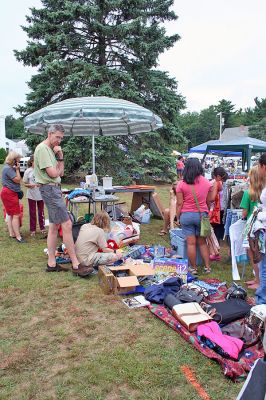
left=197, top=321, right=244, bottom=360
left=176, top=160, right=184, bottom=169
left=176, top=175, right=212, bottom=213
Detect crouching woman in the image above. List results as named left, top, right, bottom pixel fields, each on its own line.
left=75, top=211, right=123, bottom=269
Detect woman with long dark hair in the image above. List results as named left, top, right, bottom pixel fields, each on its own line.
left=175, top=158, right=214, bottom=274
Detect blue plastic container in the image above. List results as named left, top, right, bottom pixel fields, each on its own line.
left=169, top=228, right=203, bottom=266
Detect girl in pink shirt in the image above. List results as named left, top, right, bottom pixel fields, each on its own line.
left=176, top=156, right=185, bottom=179
left=175, top=158, right=214, bottom=275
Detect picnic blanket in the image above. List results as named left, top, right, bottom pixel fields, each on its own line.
left=148, top=279, right=264, bottom=381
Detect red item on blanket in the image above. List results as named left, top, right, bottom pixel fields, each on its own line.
left=98, top=239, right=119, bottom=253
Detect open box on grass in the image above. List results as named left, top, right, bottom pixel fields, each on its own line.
left=98, top=263, right=154, bottom=295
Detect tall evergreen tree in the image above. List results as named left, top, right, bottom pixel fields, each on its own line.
left=249, top=97, right=266, bottom=140
left=15, top=0, right=185, bottom=182
left=215, top=99, right=235, bottom=129
left=5, top=115, right=26, bottom=140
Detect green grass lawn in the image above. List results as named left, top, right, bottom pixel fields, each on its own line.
left=0, top=169, right=255, bottom=400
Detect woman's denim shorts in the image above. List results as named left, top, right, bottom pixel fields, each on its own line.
left=180, top=211, right=208, bottom=237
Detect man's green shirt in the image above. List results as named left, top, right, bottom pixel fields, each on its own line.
left=34, top=142, right=61, bottom=184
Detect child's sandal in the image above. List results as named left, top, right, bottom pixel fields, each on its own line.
left=204, top=267, right=212, bottom=274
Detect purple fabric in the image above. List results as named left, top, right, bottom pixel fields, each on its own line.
left=197, top=321, right=244, bottom=360
left=28, top=198, right=45, bottom=231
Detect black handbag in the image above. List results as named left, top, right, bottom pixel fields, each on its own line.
left=203, top=299, right=252, bottom=325
left=17, top=190, right=24, bottom=200
left=164, top=288, right=204, bottom=309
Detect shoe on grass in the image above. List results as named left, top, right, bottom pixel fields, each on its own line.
left=72, top=263, right=94, bottom=277
left=16, top=237, right=26, bottom=243
left=46, top=263, right=69, bottom=272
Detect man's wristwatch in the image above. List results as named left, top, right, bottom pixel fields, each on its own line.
left=57, top=158, right=64, bottom=162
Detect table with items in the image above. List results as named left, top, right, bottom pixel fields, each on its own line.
left=64, top=188, right=120, bottom=220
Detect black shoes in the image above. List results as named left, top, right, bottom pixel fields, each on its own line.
left=46, top=263, right=69, bottom=272
left=72, top=263, right=94, bottom=277
left=16, top=237, right=26, bottom=243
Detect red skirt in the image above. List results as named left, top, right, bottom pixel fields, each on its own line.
left=0, top=186, right=20, bottom=216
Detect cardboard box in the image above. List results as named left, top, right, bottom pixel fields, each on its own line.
left=98, top=264, right=154, bottom=295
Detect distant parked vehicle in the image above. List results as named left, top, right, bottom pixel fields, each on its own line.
left=19, top=156, right=30, bottom=175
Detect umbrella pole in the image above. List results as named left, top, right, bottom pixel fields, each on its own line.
left=92, top=135, right=95, bottom=174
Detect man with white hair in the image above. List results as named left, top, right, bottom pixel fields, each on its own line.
left=34, top=124, right=93, bottom=277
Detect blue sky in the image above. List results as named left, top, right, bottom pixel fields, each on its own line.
left=1, top=0, right=265, bottom=116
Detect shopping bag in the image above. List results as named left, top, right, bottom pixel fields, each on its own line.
left=172, top=302, right=212, bottom=332
left=200, top=215, right=212, bottom=237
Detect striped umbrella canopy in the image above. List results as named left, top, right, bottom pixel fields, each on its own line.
left=24, top=96, right=163, bottom=174
left=24, top=96, right=163, bottom=136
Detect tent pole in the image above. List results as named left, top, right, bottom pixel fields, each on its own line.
left=92, top=135, right=95, bottom=174
left=202, top=148, right=208, bottom=167
left=247, top=147, right=252, bottom=171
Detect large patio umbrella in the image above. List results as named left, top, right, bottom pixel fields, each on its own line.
left=24, top=96, right=163, bottom=173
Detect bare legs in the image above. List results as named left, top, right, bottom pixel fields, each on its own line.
left=197, top=236, right=211, bottom=271
left=246, top=249, right=260, bottom=289
left=6, top=215, right=15, bottom=237
left=186, top=236, right=197, bottom=270
left=159, top=208, right=170, bottom=234
left=47, top=223, right=59, bottom=268
left=61, top=219, right=80, bottom=269
left=10, top=214, right=22, bottom=240
left=47, top=219, right=80, bottom=269
left=186, top=235, right=210, bottom=272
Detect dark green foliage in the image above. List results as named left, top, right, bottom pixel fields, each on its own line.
left=15, top=0, right=185, bottom=182
left=5, top=115, right=26, bottom=140
left=246, top=98, right=266, bottom=140
left=0, top=147, right=7, bottom=164
left=216, top=99, right=236, bottom=129
left=250, top=118, right=266, bottom=141
left=178, top=106, right=220, bottom=149
left=178, top=97, right=266, bottom=150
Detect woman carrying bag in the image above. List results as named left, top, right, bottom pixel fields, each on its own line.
left=176, top=158, right=214, bottom=275
left=0, top=151, right=25, bottom=243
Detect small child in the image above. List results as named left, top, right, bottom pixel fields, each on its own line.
left=75, top=211, right=123, bottom=268
left=23, top=155, right=46, bottom=236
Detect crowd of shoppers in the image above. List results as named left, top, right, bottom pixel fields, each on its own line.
left=1, top=130, right=266, bottom=305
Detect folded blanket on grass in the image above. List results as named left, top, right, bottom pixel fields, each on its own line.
left=148, top=279, right=263, bottom=381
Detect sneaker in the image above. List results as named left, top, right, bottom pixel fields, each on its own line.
left=72, top=263, right=94, bottom=277
left=46, top=263, right=69, bottom=272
